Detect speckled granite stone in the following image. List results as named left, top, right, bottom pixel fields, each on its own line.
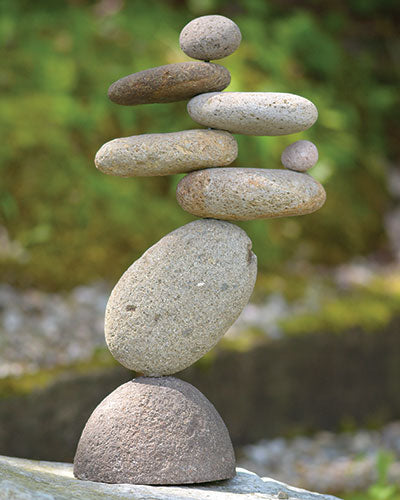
left=176, top=168, right=326, bottom=220
left=73, top=377, right=235, bottom=485
left=179, top=15, right=241, bottom=61
left=105, top=219, right=257, bottom=375
left=95, top=129, right=238, bottom=177
left=187, top=92, right=318, bottom=135
left=108, top=62, right=230, bottom=105
left=281, top=140, right=319, bottom=172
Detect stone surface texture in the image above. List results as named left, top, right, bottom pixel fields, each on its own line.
left=73, top=377, right=235, bottom=485
left=108, top=62, right=230, bottom=106
left=281, top=140, right=319, bottom=172
left=95, top=130, right=238, bottom=177
left=105, top=219, right=257, bottom=375
left=0, top=455, right=342, bottom=500
left=176, top=168, right=326, bottom=221
left=187, top=92, right=318, bottom=135
left=179, top=15, right=241, bottom=61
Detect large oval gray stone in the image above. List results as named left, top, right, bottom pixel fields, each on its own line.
left=108, top=62, right=230, bottom=106
left=95, top=129, right=238, bottom=177
left=187, top=92, right=318, bottom=135
left=105, top=219, right=257, bottom=375
left=176, top=168, right=326, bottom=221
left=179, top=15, right=242, bottom=61
left=73, top=377, right=236, bottom=484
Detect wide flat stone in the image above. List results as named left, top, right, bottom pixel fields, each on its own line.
left=108, top=62, right=231, bottom=106
left=179, top=15, right=241, bottom=61
left=95, top=129, right=238, bottom=177
left=187, top=92, right=318, bottom=135
left=0, top=454, right=342, bottom=499
left=74, top=377, right=235, bottom=485
left=105, top=219, right=257, bottom=375
left=176, top=168, right=326, bottom=221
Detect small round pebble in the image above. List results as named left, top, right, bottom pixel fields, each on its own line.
left=74, top=377, right=236, bottom=484
left=179, top=15, right=241, bottom=61
left=176, top=168, right=326, bottom=221
left=281, top=140, right=319, bottom=172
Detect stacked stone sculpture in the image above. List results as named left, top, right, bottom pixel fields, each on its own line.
left=73, top=15, right=326, bottom=485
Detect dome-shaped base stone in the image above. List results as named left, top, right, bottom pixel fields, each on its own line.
left=73, top=377, right=236, bottom=485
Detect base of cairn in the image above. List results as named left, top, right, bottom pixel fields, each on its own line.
left=73, top=376, right=235, bottom=485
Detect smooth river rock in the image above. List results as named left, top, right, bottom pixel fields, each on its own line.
left=105, top=219, right=257, bottom=375
left=176, top=168, right=326, bottom=221
left=74, top=377, right=235, bottom=485
left=281, top=140, right=319, bottom=172
left=179, top=15, right=242, bottom=61
left=187, top=92, right=318, bottom=135
left=108, top=62, right=230, bottom=106
left=95, top=129, right=238, bottom=177
left=0, top=455, right=342, bottom=500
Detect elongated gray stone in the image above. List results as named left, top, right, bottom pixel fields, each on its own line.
left=176, top=168, right=326, bottom=221
left=0, top=455, right=342, bottom=500
left=105, top=219, right=257, bottom=375
left=187, top=92, right=318, bottom=135
left=179, top=15, right=242, bottom=61
left=108, top=62, right=230, bottom=106
left=95, top=129, right=238, bottom=177
left=281, top=140, right=319, bottom=172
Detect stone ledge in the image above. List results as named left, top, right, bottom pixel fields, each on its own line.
left=0, top=455, right=342, bottom=500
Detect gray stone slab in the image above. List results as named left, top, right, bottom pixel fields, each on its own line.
left=0, top=455, right=342, bottom=500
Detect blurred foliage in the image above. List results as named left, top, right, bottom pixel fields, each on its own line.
left=344, top=451, right=400, bottom=500
left=0, top=0, right=399, bottom=289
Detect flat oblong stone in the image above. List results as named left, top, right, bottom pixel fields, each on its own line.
left=281, top=140, right=319, bottom=172
left=95, top=129, right=238, bottom=177
left=176, top=168, right=326, bottom=221
left=179, top=15, right=241, bottom=61
left=73, top=377, right=236, bottom=484
left=108, top=62, right=231, bottom=106
left=187, top=92, right=318, bottom=135
left=105, top=219, right=257, bottom=375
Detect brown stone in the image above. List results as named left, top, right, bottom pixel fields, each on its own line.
left=73, top=377, right=236, bottom=485
left=108, top=62, right=231, bottom=106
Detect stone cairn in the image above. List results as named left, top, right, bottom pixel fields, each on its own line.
left=73, top=15, right=326, bottom=485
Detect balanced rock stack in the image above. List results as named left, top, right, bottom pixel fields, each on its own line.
left=73, top=15, right=326, bottom=485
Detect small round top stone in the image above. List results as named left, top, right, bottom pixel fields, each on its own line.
left=281, top=140, right=319, bottom=172
left=179, top=15, right=241, bottom=61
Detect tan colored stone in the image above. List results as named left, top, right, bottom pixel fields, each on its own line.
left=187, top=92, right=318, bottom=135
left=73, top=377, right=236, bottom=484
left=105, top=219, right=257, bottom=376
left=108, top=62, right=230, bottom=106
left=179, top=15, right=241, bottom=61
left=281, top=140, right=319, bottom=172
left=176, top=168, right=326, bottom=221
left=95, top=129, right=238, bottom=177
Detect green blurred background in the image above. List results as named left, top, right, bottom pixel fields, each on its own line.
left=1, top=0, right=400, bottom=497
left=1, top=0, right=398, bottom=290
